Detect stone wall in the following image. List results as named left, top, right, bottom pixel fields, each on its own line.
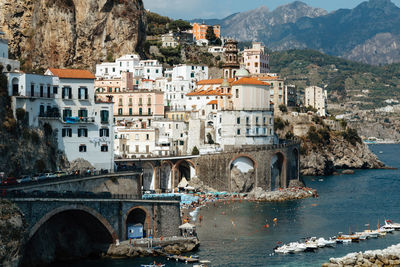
left=193, top=142, right=300, bottom=192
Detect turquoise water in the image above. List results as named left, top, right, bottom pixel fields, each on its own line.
left=55, top=144, right=400, bottom=267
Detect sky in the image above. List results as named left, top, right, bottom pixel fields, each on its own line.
left=142, top=0, right=400, bottom=20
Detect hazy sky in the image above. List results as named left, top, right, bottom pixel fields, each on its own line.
left=142, top=0, right=400, bottom=19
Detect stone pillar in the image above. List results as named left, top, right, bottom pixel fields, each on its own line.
left=154, top=166, right=161, bottom=193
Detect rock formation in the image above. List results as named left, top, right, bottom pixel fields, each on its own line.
left=323, top=243, right=400, bottom=267
left=0, top=0, right=146, bottom=71
left=0, top=200, right=26, bottom=267
left=300, top=135, right=385, bottom=176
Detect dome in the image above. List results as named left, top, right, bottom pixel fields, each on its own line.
left=235, top=67, right=250, bottom=78
left=221, top=78, right=230, bottom=88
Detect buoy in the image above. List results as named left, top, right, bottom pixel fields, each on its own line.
left=273, top=218, right=278, bottom=222
left=264, top=224, right=269, bottom=228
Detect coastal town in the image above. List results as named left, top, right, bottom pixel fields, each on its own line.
left=1, top=0, right=400, bottom=267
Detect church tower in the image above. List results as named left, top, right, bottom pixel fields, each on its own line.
left=223, top=39, right=240, bottom=79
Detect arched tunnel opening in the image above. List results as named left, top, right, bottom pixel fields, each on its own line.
left=270, top=153, right=285, bottom=191
left=22, top=209, right=114, bottom=267
left=126, top=208, right=147, bottom=239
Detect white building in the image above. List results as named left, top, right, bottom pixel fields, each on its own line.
left=170, top=64, right=208, bottom=90
left=95, top=54, right=163, bottom=81
left=215, top=69, right=276, bottom=149
left=6, top=68, right=114, bottom=171
left=161, top=32, right=178, bottom=48
left=140, top=60, right=163, bottom=80
left=0, top=31, right=20, bottom=72
left=165, top=78, right=191, bottom=110
left=305, top=86, right=328, bottom=116
left=243, top=42, right=270, bottom=75
left=208, top=46, right=225, bottom=53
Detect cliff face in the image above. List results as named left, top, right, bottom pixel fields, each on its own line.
left=0, top=200, right=26, bottom=267
left=0, top=0, right=146, bottom=71
left=300, top=135, right=384, bottom=176
left=0, top=74, right=68, bottom=176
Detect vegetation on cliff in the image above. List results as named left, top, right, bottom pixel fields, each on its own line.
left=269, top=49, right=400, bottom=107
left=0, top=73, right=67, bottom=176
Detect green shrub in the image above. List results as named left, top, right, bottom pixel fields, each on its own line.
left=274, top=118, right=286, bottom=131
left=279, top=104, right=288, bottom=113
left=191, top=146, right=200, bottom=155
left=30, top=130, right=40, bottom=144
left=341, top=128, right=361, bottom=146
left=16, top=108, right=26, bottom=121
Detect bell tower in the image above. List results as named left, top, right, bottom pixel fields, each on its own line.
left=223, top=39, right=240, bottom=79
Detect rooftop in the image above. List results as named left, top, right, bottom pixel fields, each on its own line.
left=47, top=68, right=96, bottom=79
left=197, top=78, right=234, bottom=85
left=232, top=77, right=270, bottom=86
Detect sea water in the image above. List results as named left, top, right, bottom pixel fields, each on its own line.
left=54, top=144, right=400, bottom=267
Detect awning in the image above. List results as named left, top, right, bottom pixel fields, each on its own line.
left=179, top=222, right=196, bottom=230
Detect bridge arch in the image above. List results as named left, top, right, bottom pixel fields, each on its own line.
left=173, top=159, right=197, bottom=188
left=23, top=205, right=117, bottom=266
left=123, top=206, right=151, bottom=240
left=269, top=151, right=287, bottom=191
left=229, top=154, right=257, bottom=192
left=160, top=161, right=173, bottom=192
left=142, top=162, right=155, bottom=191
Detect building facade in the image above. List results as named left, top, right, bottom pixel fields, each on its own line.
left=223, top=39, right=240, bottom=79
left=243, top=42, right=270, bottom=75
left=305, top=86, right=328, bottom=116
left=7, top=68, right=114, bottom=171
left=192, top=23, right=220, bottom=41
left=0, top=31, right=19, bottom=72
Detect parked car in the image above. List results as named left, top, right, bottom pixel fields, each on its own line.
left=1, top=177, right=17, bottom=185
left=45, top=173, right=57, bottom=179
left=17, top=175, right=32, bottom=183
left=33, top=173, right=46, bottom=181
left=54, top=171, right=67, bottom=178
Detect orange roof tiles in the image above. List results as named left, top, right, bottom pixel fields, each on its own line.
left=48, top=68, right=95, bottom=79
left=197, top=78, right=234, bottom=85
left=207, top=100, right=218, bottom=105
left=232, top=77, right=270, bottom=86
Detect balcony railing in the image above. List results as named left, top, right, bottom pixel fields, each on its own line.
left=63, top=116, right=96, bottom=124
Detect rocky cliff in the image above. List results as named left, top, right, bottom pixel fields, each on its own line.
left=0, top=200, right=26, bottom=267
left=300, top=134, right=384, bottom=176
left=0, top=0, right=146, bottom=71
left=0, top=74, right=68, bottom=176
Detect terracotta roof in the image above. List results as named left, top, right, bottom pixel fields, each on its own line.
left=48, top=68, right=95, bottom=79
left=197, top=78, right=234, bottom=85
left=207, top=100, right=218, bottom=105
left=232, top=77, right=270, bottom=86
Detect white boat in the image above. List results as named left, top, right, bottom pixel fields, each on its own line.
left=384, top=220, right=400, bottom=230
left=305, top=238, right=318, bottom=250
left=355, top=232, right=369, bottom=240
left=379, top=226, right=394, bottom=233
left=323, top=238, right=337, bottom=246
left=363, top=229, right=379, bottom=238
left=316, top=238, right=327, bottom=248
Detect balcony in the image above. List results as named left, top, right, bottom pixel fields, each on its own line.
left=63, top=116, right=96, bottom=124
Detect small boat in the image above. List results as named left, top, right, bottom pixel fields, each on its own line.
left=363, top=230, right=379, bottom=238
left=141, top=264, right=165, bottom=267
left=355, top=232, right=369, bottom=240
left=305, top=238, right=318, bottom=250
left=384, top=220, right=400, bottom=230
left=323, top=238, right=337, bottom=247
left=379, top=226, right=394, bottom=233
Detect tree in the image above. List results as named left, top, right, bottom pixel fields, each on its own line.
left=279, top=104, right=288, bottom=113
left=168, top=19, right=191, bottom=33
left=191, top=146, right=200, bottom=155
left=214, top=38, right=222, bottom=46
left=205, top=26, right=217, bottom=43
left=207, top=133, right=214, bottom=144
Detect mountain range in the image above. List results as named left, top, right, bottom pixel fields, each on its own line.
left=190, top=0, right=400, bottom=65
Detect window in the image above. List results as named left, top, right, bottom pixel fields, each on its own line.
left=78, top=87, right=88, bottom=100
left=148, top=97, right=151, bottom=105
left=263, top=117, right=266, bottom=125
left=255, top=128, right=259, bottom=135
left=237, top=117, right=240, bottom=124
left=39, top=105, right=45, bottom=116
left=139, top=98, right=143, bottom=105
left=236, top=89, right=239, bottom=98
left=246, top=117, right=249, bottom=125
left=101, top=145, right=108, bottom=152
left=118, top=108, right=123, bottom=115
left=191, top=73, right=195, bottom=78
left=146, top=134, right=149, bottom=140
left=237, top=129, right=241, bottom=135
left=62, top=128, right=72, bottom=137
left=148, top=108, right=151, bottom=115
left=78, top=128, right=88, bottom=137
left=135, top=134, right=139, bottom=140
left=100, top=110, right=109, bottom=123
left=176, top=124, right=178, bottom=129
left=139, top=108, right=142, bottom=115
left=78, top=109, right=87, bottom=118
left=63, top=109, right=72, bottom=121
left=119, top=98, right=123, bottom=106
left=31, top=84, right=35, bottom=97
left=129, top=108, right=133, bottom=115
left=99, top=128, right=109, bottom=137
left=47, top=86, right=51, bottom=98
left=79, top=145, right=87, bottom=152
left=62, top=87, right=72, bottom=99
left=256, top=117, right=259, bottom=124
left=246, top=128, right=250, bottom=135
left=53, top=86, right=58, bottom=94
